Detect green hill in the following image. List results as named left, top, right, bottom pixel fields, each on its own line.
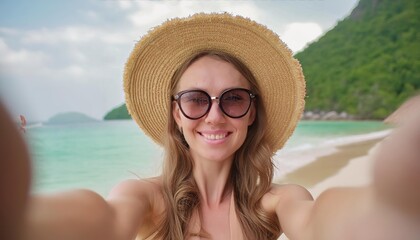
left=103, top=103, right=131, bottom=120
left=295, top=0, right=420, bottom=119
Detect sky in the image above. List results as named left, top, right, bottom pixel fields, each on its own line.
left=0, top=0, right=359, bottom=122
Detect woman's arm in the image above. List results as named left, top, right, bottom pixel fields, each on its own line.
left=0, top=103, right=31, bottom=240
left=24, top=189, right=117, bottom=240
left=0, top=103, right=155, bottom=240
left=272, top=112, right=420, bottom=240
left=23, top=179, right=157, bottom=240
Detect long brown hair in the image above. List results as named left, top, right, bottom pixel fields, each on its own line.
left=153, top=50, right=280, bottom=239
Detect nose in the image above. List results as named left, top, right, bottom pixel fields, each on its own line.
left=204, top=98, right=226, bottom=124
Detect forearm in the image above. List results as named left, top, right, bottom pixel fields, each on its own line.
left=373, top=141, right=420, bottom=216
left=308, top=187, right=372, bottom=240
left=23, top=189, right=117, bottom=240
left=308, top=185, right=420, bottom=240
left=307, top=114, right=420, bottom=240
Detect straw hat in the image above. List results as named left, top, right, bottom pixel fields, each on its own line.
left=124, top=13, right=305, bottom=152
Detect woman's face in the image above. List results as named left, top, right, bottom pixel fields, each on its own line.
left=173, top=56, right=256, bottom=163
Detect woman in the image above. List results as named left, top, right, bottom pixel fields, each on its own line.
left=3, top=13, right=419, bottom=240
left=122, top=13, right=307, bottom=239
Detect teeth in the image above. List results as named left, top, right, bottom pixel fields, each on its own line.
left=203, top=133, right=227, bottom=140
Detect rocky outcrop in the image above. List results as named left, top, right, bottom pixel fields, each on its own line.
left=301, top=111, right=355, bottom=121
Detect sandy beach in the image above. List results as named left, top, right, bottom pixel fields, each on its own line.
left=275, top=129, right=392, bottom=240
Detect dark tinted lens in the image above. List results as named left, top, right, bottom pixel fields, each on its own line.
left=220, top=89, right=251, bottom=118
left=179, top=91, right=210, bottom=119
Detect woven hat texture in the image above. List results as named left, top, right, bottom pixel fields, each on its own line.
left=124, top=13, right=305, bottom=152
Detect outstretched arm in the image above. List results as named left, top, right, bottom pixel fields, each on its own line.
left=372, top=111, right=420, bottom=216
left=0, top=103, right=155, bottom=240
left=308, top=116, right=420, bottom=240
left=0, top=103, right=31, bottom=240
left=23, top=179, right=157, bottom=240
left=24, top=189, right=117, bottom=240
left=273, top=111, right=420, bottom=240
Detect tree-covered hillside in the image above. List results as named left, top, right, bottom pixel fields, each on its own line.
left=103, top=104, right=131, bottom=120
left=295, top=0, right=420, bottom=119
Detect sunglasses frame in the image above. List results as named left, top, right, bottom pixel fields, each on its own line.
left=173, top=87, right=256, bottom=120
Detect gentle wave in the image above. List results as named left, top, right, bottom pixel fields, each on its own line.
left=274, top=129, right=392, bottom=178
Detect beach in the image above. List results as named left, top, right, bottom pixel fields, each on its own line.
left=275, top=129, right=392, bottom=240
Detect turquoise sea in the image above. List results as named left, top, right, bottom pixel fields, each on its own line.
left=26, top=120, right=390, bottom=196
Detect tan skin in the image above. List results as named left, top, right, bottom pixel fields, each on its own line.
left=0, top=104, right=31, bottom=240
left=1, top=56, right=419, bottom=240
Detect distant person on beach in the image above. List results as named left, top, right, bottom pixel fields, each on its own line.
left=1, top=13, right=419, bottom=240
left=19, top=114, right=26, bottom=133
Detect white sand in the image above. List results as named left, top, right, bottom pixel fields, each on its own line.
left=308, top=142, right=380, bottom=198
left=277, top=131, right=390, bottom=240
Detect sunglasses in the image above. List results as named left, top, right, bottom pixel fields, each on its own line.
left=173, top=88, right=256, bottom=120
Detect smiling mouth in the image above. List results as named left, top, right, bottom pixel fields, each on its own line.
left=200, top=132, right=230, bottom=140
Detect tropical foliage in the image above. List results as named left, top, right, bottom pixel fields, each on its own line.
left=103, top=103, right=131, bottom=120
left=296, top=0, right=420, bottom=119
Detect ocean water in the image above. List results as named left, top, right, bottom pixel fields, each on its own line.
left=25, top=120, right=390, bottom=196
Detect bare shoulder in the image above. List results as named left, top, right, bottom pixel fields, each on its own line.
left=106, top=177, right=164, bottom=238
left=109, top=177, right=163, bottom=198
left=269, top=183, right=312, bottom=199
left=261, top=183, right=313, bottom=212
left=260, top=184, right=314, bottom=238
left=108, top=176, right=164, bottom=211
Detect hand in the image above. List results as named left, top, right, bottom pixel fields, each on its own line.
left=373, top=110, right=420, bottom=214
left=362, top=110, right=420, bottom=240
left=308, top=110, right=420, bottom=240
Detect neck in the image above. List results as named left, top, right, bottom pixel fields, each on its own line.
left=192, top=156, right=234, bottom=208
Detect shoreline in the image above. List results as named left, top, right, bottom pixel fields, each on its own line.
left=274, top=129, right=392, bottom=197
left=275, top=130, right=391, bottom=240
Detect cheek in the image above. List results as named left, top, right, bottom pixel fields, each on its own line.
left=234, top=119, right=251, bottom=140
left=177, top=115, right=199, bottom=138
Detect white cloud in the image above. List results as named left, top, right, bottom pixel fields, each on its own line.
left=0, top=27, right=20, bottom=35
left=128, top=1, right=174, bottom=27
left=0, top=26, right=127, bottom=121
left=216, top=1, right=261, bottom=19
left=20, top=26, right=130, bottom=46
left=281, top=22, right=323, bottom=53
left=128, top=0, right=261, bottom=27
left=0, top=36, right=93, bottom=85
left=82, top=10, right=100, bottom=21
left=0, top=37, right=50, bottom=75
left=67, top=48, right=88, bottom=63
left=0, top=37, right=88, bottom=80
left=62, top=65, right=85, bottom=77
left=100, top=31, right=132, bottom=45
left=22, top=27, right=96, bottom=45
left=118, top=1, right=133, bottom=10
